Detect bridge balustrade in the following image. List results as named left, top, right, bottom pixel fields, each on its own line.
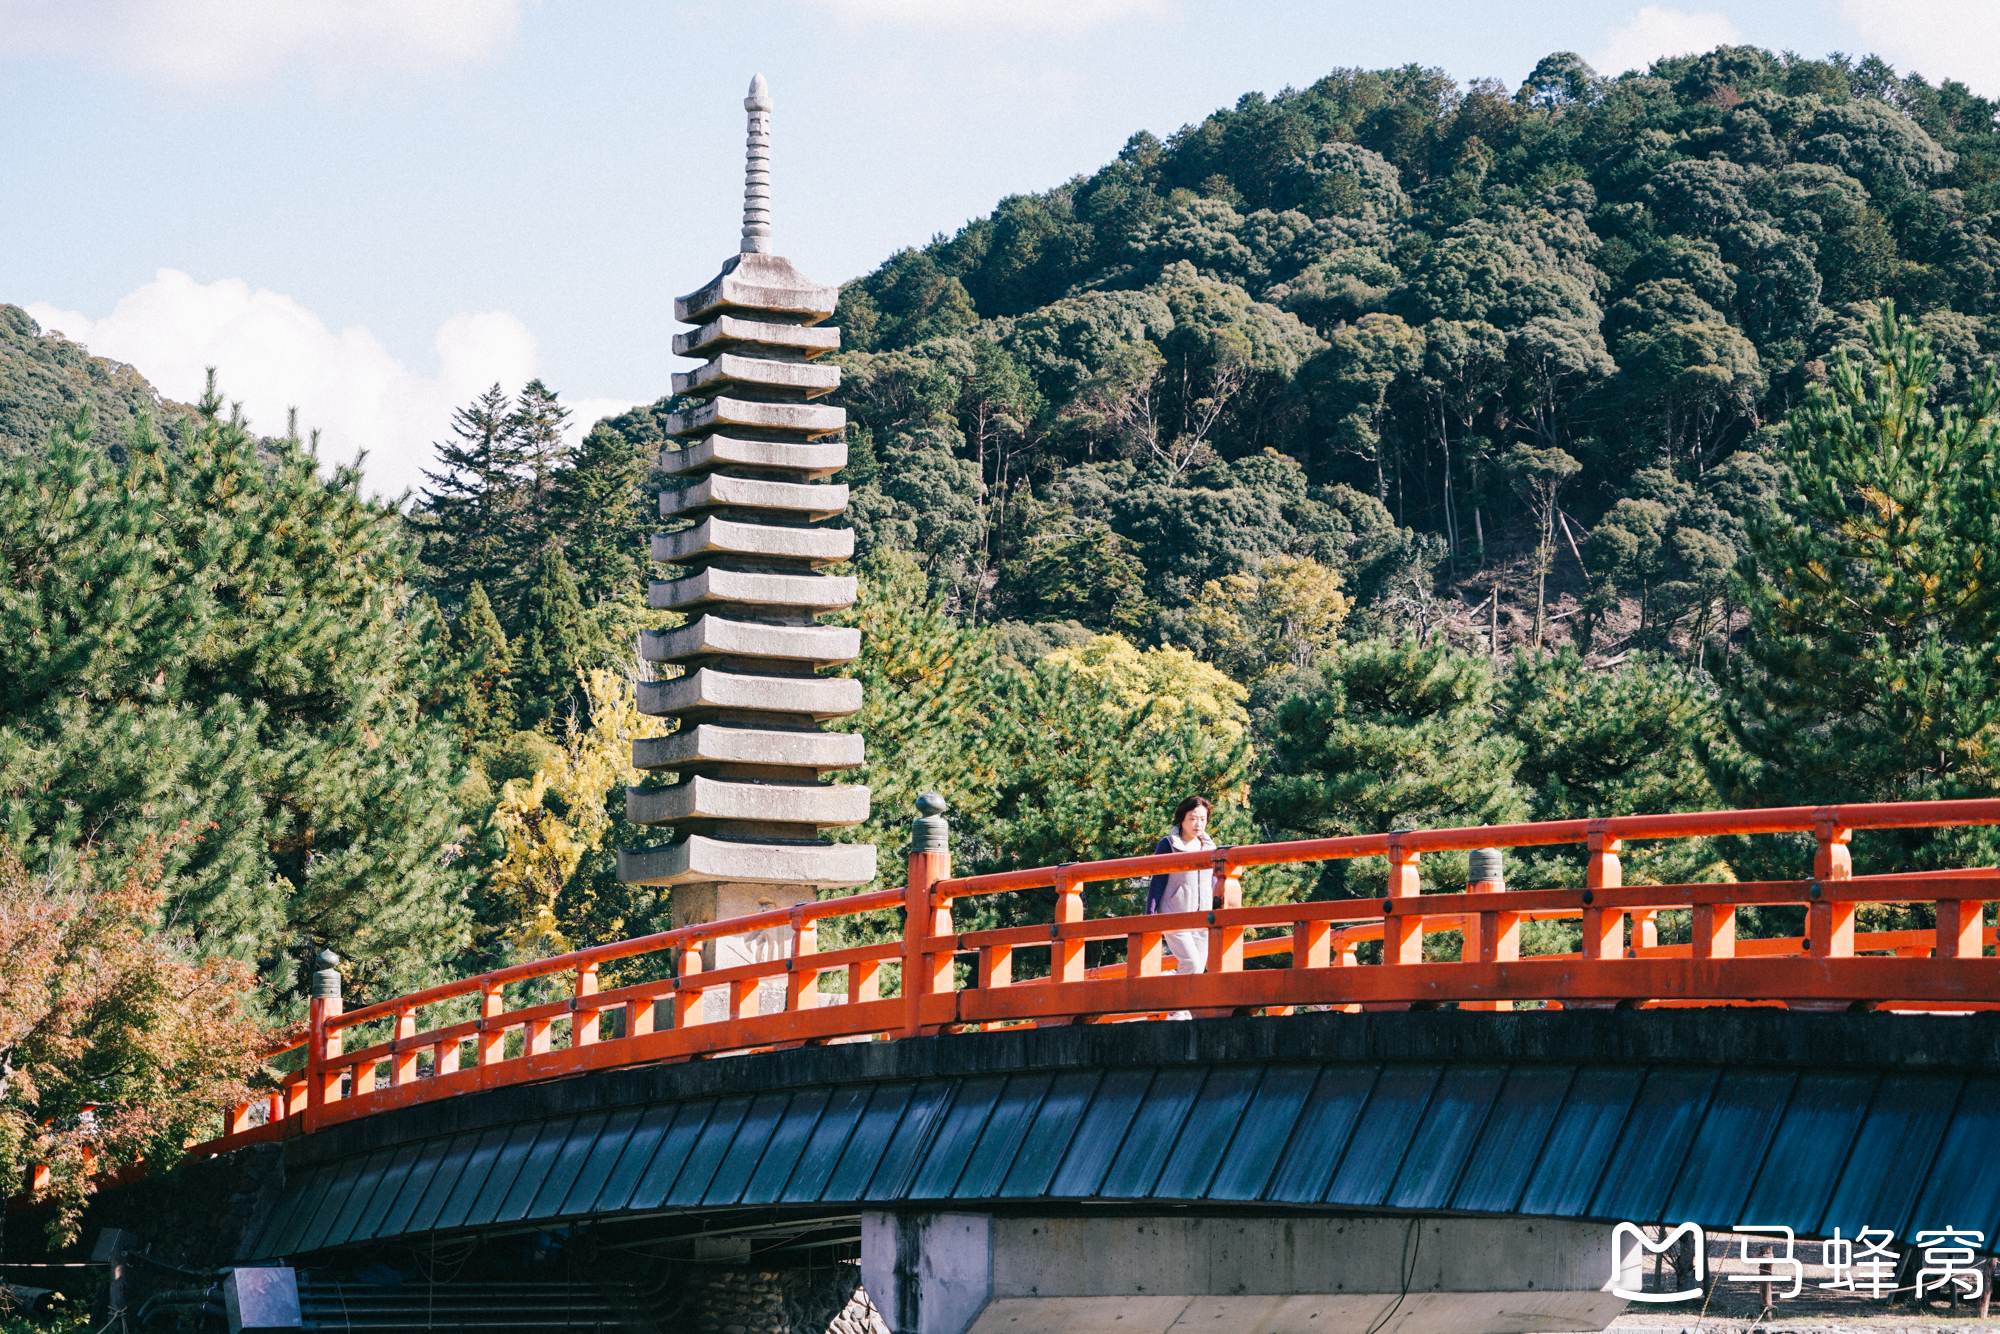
left=201, top=798, right=2000, bottom=1155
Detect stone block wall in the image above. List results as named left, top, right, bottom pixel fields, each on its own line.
left=668, top=1262, right=879, bottom=1334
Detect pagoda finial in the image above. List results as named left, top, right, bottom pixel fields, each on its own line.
left=741, top=73, right=774, bottom=254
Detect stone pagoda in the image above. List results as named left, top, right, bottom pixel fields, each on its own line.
left=618, top=75, right=875, bottom=990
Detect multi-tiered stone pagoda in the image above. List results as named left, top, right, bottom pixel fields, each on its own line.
left=618, top=75, right=875, bottom=988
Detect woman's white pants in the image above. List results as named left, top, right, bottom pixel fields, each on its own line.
left=1164, top=928, right=1208, bottom=976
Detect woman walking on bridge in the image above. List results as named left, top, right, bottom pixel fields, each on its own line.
left=1147, top=795, right=1215, bottom=1019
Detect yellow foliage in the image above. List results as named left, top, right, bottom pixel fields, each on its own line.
left=1040, top=633, right=1249, bottom=738
left=1189, top=554, right=1349, bottom=681
left=486, top=667, right=669, bottom=956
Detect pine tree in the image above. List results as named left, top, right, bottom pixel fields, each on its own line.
left=1717, top=303, right=2000, bottom=869
left=442, top=581, right=517, bottom=751
left=547, top=417, right=655, bottom=610
left=1500, top=648, right=1727, bottom=885
left=512, top=379, right=572, bottom=545
left=512, top=547, right=595, bottom=732
left=0, top=385, right=471, bottom=1001
left=415, top=384, right=528, bottom=604
left=1253, top=638, right=1525, bottom=894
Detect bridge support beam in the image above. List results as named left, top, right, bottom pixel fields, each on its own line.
left=861, top=1213, right=1624, bottom=1334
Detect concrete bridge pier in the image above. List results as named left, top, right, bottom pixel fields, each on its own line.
left=860, top=1213, right=1625, bottom=1334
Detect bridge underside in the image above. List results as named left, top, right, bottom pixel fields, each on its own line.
left=41, top=1012, right=2000, bottom=1334
left=241, top=1011, right=1998, bottom=1261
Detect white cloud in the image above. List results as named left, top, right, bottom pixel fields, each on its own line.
left=1592, top=6, right=1742, bottom=78
left=0, top=0, right=524, bottom=92
left=1840, top=0, right=2000, bottom=99
left=27, top=270, right=637, bottom=502
left=814, top=0, right=1164, bottom=33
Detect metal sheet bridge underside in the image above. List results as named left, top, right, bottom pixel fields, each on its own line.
left=248, top=1012, right=2000, bottom=1262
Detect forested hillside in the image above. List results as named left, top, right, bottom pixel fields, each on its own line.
left=0, top=305, right=196, bottom=456
left=828, top=46, right=2000, bottom=667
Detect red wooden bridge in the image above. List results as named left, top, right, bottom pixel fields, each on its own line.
left=200, top=797, right=2000, bottom=1154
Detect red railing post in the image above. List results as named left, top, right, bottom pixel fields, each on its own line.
left=1465, top=846, right=1514, bottom=1012
left=1582, top=824, right=1624, bottom=961
left=786, top=909, right=821, bottom=1012
left=904, top=795, right=954, bottom=1037
left=1693, top=901, right=1736, bottom=959
left=476, top=981, right=506, bottom=1065
left=1050, top=871, right=1085, bottom=983
left=983, top=942, right=1017, bottom=987
left=626, top=989, right=656, bottom=1039
left=1207, top=850, right=1245, bottom=974
left=574, top=963, right=601, bottom=1045
left=1291, top=920, right=1330, bottom=971
left=1937, top=895, right=1986, bottom=958
left=1810, top=814, right=1856, bottom=958
left=306, top=952, right=343, bottom=1121
left=390, top=1005, right=418, bottom=1086
left=1384, top=835, right=1423, bottom=965
left=524, top=1008, right=553, bottom=1055
left=672, top=941, right=705, bottom=1029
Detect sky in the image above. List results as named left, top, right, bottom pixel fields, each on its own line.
left=4, top=0, right=1997, bottom=502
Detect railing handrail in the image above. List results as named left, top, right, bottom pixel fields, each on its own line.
left=935, top=799, right=2000, bottom=895
left=178, top=796, right=2000, bottom=1163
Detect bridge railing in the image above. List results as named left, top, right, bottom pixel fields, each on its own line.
left=199, top=798, right=2000, bottom=1153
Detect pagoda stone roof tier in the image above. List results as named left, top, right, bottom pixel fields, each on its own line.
left=675, top=254, right=838, bottom=325
left=659, top=434, right=846, bottom=482
left=652, top=516, right=853, bottom=567
left=674, top=314, right=839, bottom=362
left=666, top=395, right=845, bottom=441
left=632, top=723, right=863, bottom=775
left=640, top=615, right=861, bottom=669
left=636, top=667, right=861, bottom=723
left=660, top=473, right=849, bottom=523
left=650, top=566, right=857, bottom=615
left=617, top=835, right=877, bottom=889
left=672, top=353, right=841, bottom=401
left=626, top=774, right=869, bottom=830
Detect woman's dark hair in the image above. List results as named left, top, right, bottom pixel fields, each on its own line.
left=1171, top=795, right=1212, bottom=831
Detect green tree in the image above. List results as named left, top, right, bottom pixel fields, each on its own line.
left=415, top=384, right=527, bottom=604
left=512, top=379, right=572, bottom=543
left=969, top=662, right=1256, bottom=911
left=1501, top=442, right=1581, bottom=649
left=822, top=550, right=1007, bottom=864
left=442, top=581, right=516, bottom=751
left=0, top=395, right=469, bottom=1000
left=1500, top=649, right=1727, bottom=885
left=1719, top=304, right=2000, bottom=869
left=547, top=415, right=656, bottom=611
left=511, top=547, right=596, bottom=733
left=1254, top=638, right=1525, bottom=894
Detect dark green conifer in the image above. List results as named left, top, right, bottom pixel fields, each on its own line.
left=414, top=384, right=528, bottom=604
left=512, top=547, right=595, bottom=731
left=1254, top=638, right=1524, bottom=894
left=443, top=581, right=517, bottom=750
left=548, top=418, right=655, bottom=610
left=1718, top=304, right=2000, bottom=869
